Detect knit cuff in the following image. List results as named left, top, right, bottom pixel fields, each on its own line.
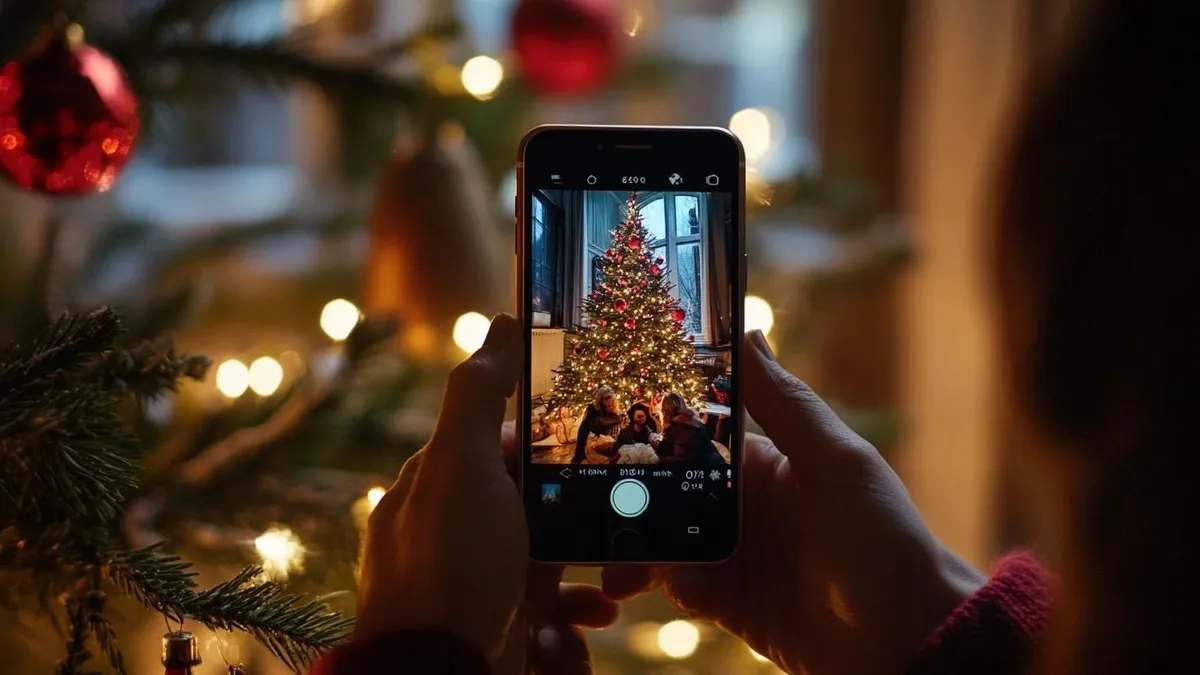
left=906, top=550, right=1054, bottom=675
left=311, top=628, right=490, bottom=675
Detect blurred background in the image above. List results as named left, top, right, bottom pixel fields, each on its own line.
left=1, top=0, right=1064, bottom=672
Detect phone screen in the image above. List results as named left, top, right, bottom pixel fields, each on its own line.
left=518, top=127, right=744, bottom=563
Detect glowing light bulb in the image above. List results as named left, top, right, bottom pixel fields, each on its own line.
left=453, top=312, right=491, bottom=354
left=320, top=299, right=360, bottom=341
left=215, top=359, right=249, bottom=399
left=367, top=487, right=386, bottom=509
left=744, top=295, right=775, bottom=336
left=248, top=356, right=284, bottom=396
left=461, top=55, right=503, bottom=99
left=254, top=526, right=305, bottom=580
left=730, top=107, right=773, bottom=162
left=657, top=619, right=699, bottom=659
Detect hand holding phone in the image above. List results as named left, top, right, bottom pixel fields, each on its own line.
left=517, top=126, right=746, bottom=563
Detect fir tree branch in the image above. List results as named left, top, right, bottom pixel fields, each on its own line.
left=87, top=339, right=211, bottom=401
left=151, top=40, right=428, bottom=105
left=184, top=566, right=354, bottom=672
left=106, top=545, right=199, bottom=620
left=0, top=308, right=123, bottom=401
left=56, top=591, right=95, bottom=675
left=86, top=609, right=127, bottom=675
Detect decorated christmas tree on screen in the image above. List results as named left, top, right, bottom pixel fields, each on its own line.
left=547, top=193, right=706, bottom=414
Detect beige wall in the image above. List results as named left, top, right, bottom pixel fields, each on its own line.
left=898, top=0, right=1029, bottom=569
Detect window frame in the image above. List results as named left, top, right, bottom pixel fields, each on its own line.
left=638, top=192, right=710, bottom=344
left=530, top=191, right=563, bottom=327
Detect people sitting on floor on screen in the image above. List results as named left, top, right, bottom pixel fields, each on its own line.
left=610, top=402, right=660, bottom=463
left=572, top=386, right=623, bottom=464
left=657, top=392, right=727, bottom=467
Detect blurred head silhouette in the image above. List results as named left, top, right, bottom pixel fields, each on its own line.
left=994, top=2, right=1192, bottom=672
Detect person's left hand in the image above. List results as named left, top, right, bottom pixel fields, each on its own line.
left=355, top=314, right=618, bottom=674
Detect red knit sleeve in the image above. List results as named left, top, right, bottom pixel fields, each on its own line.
left=311, top=628, right=490, bottom=675
left=906, top=550, right=1054, bottom=675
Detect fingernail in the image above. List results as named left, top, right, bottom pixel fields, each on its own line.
left=749, top=330, right=776, bottom=361
left=483, top=314, right=517, bottom=349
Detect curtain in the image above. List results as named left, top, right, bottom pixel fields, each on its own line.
left=560, top=191, right=585, bottom=327
left=705, top=193, right=733, bottom=346
left=573, top=192, right=619, bottom=325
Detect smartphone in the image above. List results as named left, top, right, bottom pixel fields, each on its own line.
left=516, top=125, right=745, bottom=563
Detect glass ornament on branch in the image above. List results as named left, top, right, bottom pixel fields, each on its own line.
left=0, top=20, right=139, bottom=195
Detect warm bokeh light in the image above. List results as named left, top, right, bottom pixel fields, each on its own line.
left=215, top=359, right=249, bottom=399
left=730, top=107, right=773, bottom=162
left=283, top=0, right=342, bottom=25
left=657, top=619, right=700, bottom=659
left=366, top=487, right=386, bottom=509
left=248, top=356, right=284, bottom=396
left=453, top=312, right=491, bottom=354
left=745, top=295, right=775, bottom=336
left=320, top=299, right=360, bottom=341
left=750, top=646, right=770, bottom=662
left=254, top=526, right=305, bottom=580
left=461, top=56, right=504, bottom=99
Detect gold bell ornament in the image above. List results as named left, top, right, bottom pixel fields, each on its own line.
left=362, top=123, right=508, bottom=363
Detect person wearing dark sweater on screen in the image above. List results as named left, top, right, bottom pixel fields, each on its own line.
left=315, top=3, right=1187, bottom=673
left=655, top=393, right=726, bottom=467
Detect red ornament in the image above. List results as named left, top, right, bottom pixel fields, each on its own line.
left=656, top=256, right=664, bottom=265
left=628, top=235, right=642, bottom=249
left=599, top=318, right=608, bottom=327
left=597, top=348, right=609, bottom=359
left=614, top=298, right=628, bottom=312
left=618, top=277, right=628, bottom=286
left=640, top=368, right=649, bottom=376
left=616, top=252, right=623, bottom=262
left=511, top=0, right=623, bottom=97
left=631, top=346, right=639, bottom=354
left=671, top=307, right=686, bottom=322
left=650, top=265, right=660, bottom=275
left=572, top=343, right=584, bottom=356
left=624, top=318, right=636, bottom=329
left=1, top=27, right=139, bottom=195
left=686, top=334, right=695, bottom=343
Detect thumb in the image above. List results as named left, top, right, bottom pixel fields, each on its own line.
left=424, top=314, right=521, bottom=473
left=742, top=330, right=862, bottom=467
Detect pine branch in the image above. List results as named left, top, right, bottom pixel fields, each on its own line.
left=56, top=591, right=95, bottom=675
left=86, top=610, right=127, bottom=675
left=184, top=566, right=354, bottom=672
left=0, top=308, right=123, bottom=401
left=87, top=339, right=211, bottom=401
left=106, top=545, right=199, bottom=619
left=152, top=40, right=427, bottom=104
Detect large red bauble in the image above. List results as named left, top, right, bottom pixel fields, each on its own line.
left=0, top=29, right=139, bottom=195
left=614, top=298, right=628, bottom=312
left=672, top=307, right=686, bottom=322
left=597, top=348, right=609, bottom=359
left=627, top=235, right=642, bottom=250
left=511, top=0, right=622, bottom=97
left=624, top=318, right=636, bottom=329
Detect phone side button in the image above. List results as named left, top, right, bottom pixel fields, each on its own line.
left=610, top=528, right=647, bottom=560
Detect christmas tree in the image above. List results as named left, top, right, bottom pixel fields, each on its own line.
left=547, top=192, right=706, bottom=415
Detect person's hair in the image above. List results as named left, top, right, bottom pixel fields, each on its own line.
left=626, top=402, right=658, bottom=432
left=593, top=386, right=615, bottom=410
left=993, top=2, right=1190, bottom=670
left=660, top=393, right=690, bottom=424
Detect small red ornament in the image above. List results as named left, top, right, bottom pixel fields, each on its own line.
left=671, top=307, right=686, bottom=322
left=619, top=277, right=628, bottom=286
left=628, top=235, right=642, bottom=249
left=1, top=25, right=140, bottom=195
left=624, top=318, right=636, bottom=329
left=616, top=252, right=624, bottom=262
left=656, top=256, right=664, bottom=265
left=640, top=368, right=649, bottom=376
left=597, top=348, right=609, bottom=359
left=614, top=298, right=628, bottom=312
left=631, top=346, right=639, bottom=354
left=686, top=335, right=695, bottom=343
left=511, top=0, right=623, bottom=97
left=572, top=343, right=584, bottom=355
left=599, top=318, right=608, bottom=326
left=649, top=265, right=660, bottom=275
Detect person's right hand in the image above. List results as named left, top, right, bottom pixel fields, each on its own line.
left=602, top=331, right=985, bottom=675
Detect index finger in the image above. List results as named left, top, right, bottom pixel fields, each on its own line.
left=600, top=565, right=663, bottom=600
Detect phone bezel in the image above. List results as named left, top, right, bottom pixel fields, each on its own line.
left=516, top=125, right=747, bottom=564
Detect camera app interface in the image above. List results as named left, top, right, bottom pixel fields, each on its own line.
left=526, top=180, right=738, bottom=560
